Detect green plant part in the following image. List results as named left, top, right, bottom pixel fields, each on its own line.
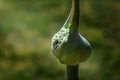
left=51, top=0, right=91, bottom=65
left=51, top=0, right=91, bottom=80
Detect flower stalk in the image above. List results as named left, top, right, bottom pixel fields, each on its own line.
left=66, top=65, right=79, bottom=80
left=70, top=0, right=80, bottom=33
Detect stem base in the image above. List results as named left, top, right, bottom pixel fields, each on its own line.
left=66, top=65, right=79, bottom=80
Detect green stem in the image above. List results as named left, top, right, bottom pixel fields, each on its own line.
left=70, top=0, right=80, bottom=33
left=66, top=65, right=79, bottom=80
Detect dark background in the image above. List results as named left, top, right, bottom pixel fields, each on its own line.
left=0, top=0, right=120, bottom=80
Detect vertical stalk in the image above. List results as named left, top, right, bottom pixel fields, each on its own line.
left=70, top=0, right=80, bottom=33
left=66, top=65, right=79, bottom=80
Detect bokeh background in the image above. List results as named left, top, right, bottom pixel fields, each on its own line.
left=0, top=0, right=120, bottom=80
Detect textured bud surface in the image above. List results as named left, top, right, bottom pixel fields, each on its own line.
left=52, top=26, right=91, bottom=65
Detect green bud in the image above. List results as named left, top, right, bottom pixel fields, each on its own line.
left=51, top=0, right=91, bottom=66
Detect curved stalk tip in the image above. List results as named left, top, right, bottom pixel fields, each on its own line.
left=70, top=0, right=80, bottom=33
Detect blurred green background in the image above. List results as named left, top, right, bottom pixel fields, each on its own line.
left=0, top=0, right=120, bottom=80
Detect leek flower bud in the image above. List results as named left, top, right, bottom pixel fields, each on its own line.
left=51, top=0, right=91, bottom=66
